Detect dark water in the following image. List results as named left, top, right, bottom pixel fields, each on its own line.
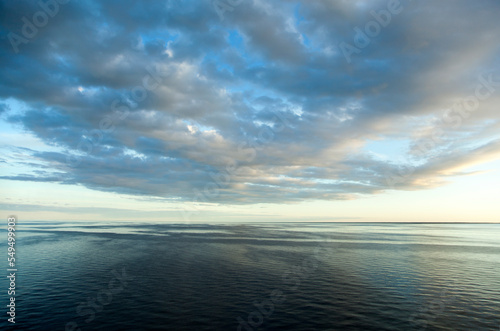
left=1, top=222, right=499, bottom=330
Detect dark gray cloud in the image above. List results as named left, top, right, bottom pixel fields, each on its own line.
left=1, top=0, right=499, bottom=204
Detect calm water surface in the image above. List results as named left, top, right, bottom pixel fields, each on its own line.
left=1, top=222, right=499, bottom=330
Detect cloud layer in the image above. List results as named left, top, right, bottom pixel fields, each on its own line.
left=1, top=0, right=500, bottom=204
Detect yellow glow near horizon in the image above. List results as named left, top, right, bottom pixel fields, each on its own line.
left=1, top=158, right=499, bottom=223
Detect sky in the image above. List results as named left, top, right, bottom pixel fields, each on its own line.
left=0, top=0, right=499, bottom=223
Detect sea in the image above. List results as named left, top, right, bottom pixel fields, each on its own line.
left=0, top=222, right=499, bottom=330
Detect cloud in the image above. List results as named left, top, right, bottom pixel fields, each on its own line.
left=1, top=0, right=500, bottom=204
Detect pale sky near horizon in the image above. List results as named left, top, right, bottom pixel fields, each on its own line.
left=1, top=0, right=500, bottom=223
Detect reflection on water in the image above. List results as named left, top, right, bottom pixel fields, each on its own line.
left=0, top=222, right=498, bottom=330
